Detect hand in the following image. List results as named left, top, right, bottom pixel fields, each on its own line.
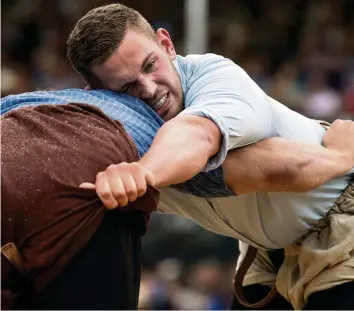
left=84, top=86, right=91, bottom=91
left=80, top=162, right=155, bottom=209
left=323, top=119, right=354, bottom=166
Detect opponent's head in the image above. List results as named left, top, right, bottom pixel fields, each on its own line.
left=67, top=3, right=183, bottom=120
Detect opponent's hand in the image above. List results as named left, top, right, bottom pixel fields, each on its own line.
left=79, top=162, right=155, bottom=209
left=323, top=119, right=354, bottom=166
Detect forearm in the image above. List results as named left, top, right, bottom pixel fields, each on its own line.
left=223, top=137, right=351, bottom=194
left=139, top=114, right=221, bottom=188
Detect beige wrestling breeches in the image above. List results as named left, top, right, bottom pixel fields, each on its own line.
left=236, top=182, right=354, bottom=310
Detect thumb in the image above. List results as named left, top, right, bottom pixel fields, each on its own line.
left=79, top=182, right=96, bottom=189
left=145, top=169, right=155, bottom=187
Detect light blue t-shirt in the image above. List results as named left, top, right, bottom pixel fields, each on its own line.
left=174, top=53, right=271, bottom=171
left=160, top=53, right=354, bottom=249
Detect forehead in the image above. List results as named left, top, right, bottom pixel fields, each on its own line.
left=92, top=30, right=157, bottom=83
left=120, top=29, right=157, bottom=58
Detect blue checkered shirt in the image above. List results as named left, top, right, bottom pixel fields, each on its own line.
left=1, top=89, right=234, bottom=197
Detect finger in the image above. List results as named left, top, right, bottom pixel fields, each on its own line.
left=79, top=182, right=96, bottom=189
left=95, top=172, right=119, bottom=209
left=122, top=175, right=139, bottom=202
left=145, top=169, right=155, bottom=187
left=84, top=85, right=92, bottom=90
left=107, top=173, right=129, bottom=207
left=133, top=170, right=148, bottom=198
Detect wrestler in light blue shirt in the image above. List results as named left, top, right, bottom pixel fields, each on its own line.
left=2, top=60, right=353, bottom=248
left=160, top=53, right=354, bottom=249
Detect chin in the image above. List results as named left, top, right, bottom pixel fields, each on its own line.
left=163, top=110, right=174, bottom=121
left=162, top=114, right=171, bottom=121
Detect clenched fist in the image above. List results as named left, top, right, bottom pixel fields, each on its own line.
left=80, top=162, right=154, bottom=209
left=323, top=119, right=354, bottom=167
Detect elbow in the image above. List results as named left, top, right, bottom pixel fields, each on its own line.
left=204, top=130, right=221, bottom=159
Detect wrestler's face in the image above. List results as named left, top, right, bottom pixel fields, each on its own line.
left=91, top=28, right=183, bottom=121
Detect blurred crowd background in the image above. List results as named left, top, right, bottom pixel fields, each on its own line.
left=2, top=0, right=354, bottom=309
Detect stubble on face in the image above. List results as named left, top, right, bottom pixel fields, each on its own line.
left=163, top=54, right=185, bottom=120
left=90, top=29, right=185, bottom=120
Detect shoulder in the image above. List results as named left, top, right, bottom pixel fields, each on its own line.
left=176, top=54, right=248, bottom=88
left=178, top=53, right=240, bottom=73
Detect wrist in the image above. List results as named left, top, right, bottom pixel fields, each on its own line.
left=331, top=149, right=352, bottom=172
left=138, top=158, right=153, bottom=173
left=137, top=159, right=160, bottom=187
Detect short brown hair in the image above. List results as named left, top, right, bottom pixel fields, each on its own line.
left=66, top=3, right=155, bottom=80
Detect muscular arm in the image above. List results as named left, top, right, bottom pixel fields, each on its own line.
left=223, top=137, right=351, bottom=194
left=84, top=116, right=353, bottom=208
left=139, top=113, right=221, bottom=187
left=139, top=116, right=351, bottom=193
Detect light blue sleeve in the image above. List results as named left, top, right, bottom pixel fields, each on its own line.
left=179, top=54, right=272, bottom=171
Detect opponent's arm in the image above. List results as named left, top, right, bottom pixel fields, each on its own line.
left=144, top=119, right=353, bottom=193
left=224, top=128, right=353, bottom=195
left=81, top=119, right=354, bottom=208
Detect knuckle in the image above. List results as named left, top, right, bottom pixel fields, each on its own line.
left=117, top=194, right=128, bottom=203
left=332, top=119, right=341, bottom=127
left=137, top=190, right=146, bottom=198
left=138, top=184, right=147, bottom=194
left=112, top=190, right=125, bottom=200
left=125, top=188, right=137, bottom=198
left=107, top=164, right=118, bottom=172
left=97, top=190, right=112, bottom=201
left=96, top=171, right=105, bottom=179
left=106, top=200, right=118, bottom=209
left=130, top=162, right=143, bottom=173
left=131, top=162, right=141, bottom=168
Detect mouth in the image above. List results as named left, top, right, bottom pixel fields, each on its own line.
left=153, top=92, right=169, bottom=114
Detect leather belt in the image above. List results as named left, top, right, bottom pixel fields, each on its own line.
left=233, top=245, right=277, bottom=308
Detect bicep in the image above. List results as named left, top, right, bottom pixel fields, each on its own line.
left=165, top=113, right=222, bottom=154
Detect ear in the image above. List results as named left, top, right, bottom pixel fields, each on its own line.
left=156, top=28, right=176, bottom=60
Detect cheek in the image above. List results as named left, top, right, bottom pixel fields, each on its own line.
left=155, top=60, right=182, bottom=97
left=156, top=66, right=174, bottom=86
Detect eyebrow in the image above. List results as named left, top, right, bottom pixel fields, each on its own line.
left=141, top=51, right=155, bottom=70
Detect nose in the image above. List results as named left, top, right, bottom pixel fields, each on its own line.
left=136, top=76, right=157, bottom=101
